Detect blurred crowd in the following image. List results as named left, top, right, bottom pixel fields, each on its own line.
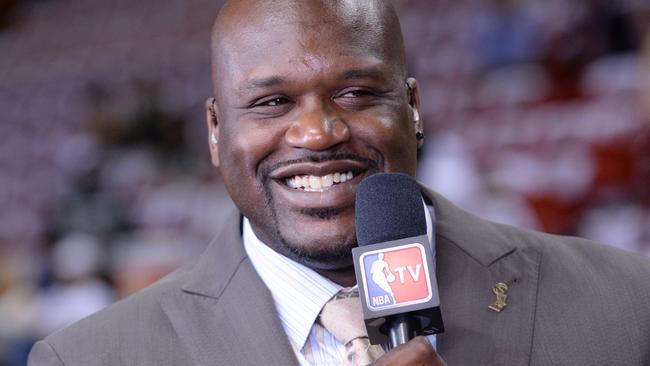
left=402, top=0, right=650, bottom=250
left=0, top=79, right=231, bottom=364
left=1, top=0, right=649, bottom=365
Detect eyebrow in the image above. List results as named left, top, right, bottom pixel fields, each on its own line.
left=242, top=76, right=286, bottom=91
left=240, top=66, right=387, bottom=92
left=338, top=67, right=386, bottom=81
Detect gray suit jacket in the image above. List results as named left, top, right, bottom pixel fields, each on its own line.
left=29, top=188, right=650, bottom=365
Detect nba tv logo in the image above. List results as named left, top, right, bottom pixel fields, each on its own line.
left=360, top=243, right=433, bottom=311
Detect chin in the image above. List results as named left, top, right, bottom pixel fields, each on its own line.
left=279, top=231, right=357, bottom=270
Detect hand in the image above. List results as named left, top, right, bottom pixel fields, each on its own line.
left=371, top=337, right=447, bottom=366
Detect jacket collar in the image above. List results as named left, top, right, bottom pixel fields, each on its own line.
left=160, top=200, right=299, bottom=366
left=422, top=186, right=518, bottom=267
left=422, top=186, right=541, bottom=365
left=181, top=203, right=245, bottom=299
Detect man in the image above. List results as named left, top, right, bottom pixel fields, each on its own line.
left=29, top=0, right=650, bottom=365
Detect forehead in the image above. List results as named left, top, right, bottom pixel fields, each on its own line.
left=212, top=3, right=399, bottom=95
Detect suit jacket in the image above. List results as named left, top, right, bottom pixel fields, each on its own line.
left=29, top=188, right=650, bottom=365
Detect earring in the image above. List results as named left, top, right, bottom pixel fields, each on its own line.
left=412, top=106, right=423, bottom=141
left=209, top=98, right=218, bottom=144
left=412, top=107, right=420, bottom=122
left=210, top=98, right=218, bottom=126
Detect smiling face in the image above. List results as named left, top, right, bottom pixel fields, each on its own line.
left=208, top=0, right=422, bottom=277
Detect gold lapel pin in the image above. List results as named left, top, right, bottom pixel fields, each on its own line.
left=488, top=282, right=509, bottom=313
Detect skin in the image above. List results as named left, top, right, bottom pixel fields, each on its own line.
left=207, top=1, right=443, bottom=364
left=374, top=336, right=447, bottom=366
left=207, top=0, right=424, bottom=287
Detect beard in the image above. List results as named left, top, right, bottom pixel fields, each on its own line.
left=260, top=184, right=358, bottom=268
left=279, top=232, right=356, bottom=267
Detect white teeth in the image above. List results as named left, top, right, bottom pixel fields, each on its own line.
left=309, top=176, right=322, bottom=189
left=285, top=172, right=355, bottom=190
left=322, top=174, right=334, bottom=187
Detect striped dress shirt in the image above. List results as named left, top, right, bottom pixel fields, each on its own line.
left=242, top=202, right=436, bottom=365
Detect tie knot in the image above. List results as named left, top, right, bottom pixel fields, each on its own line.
left=319, top=290, right=367, bottom=345
left=318, top=289, right=385, bottom=365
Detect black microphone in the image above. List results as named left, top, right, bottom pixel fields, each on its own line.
left=352, top=173, right=444, bottom=349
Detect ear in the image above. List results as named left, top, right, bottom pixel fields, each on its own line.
left=406, top=77, right=424, bottom=149
left=205, top=97, right=220, bottom=167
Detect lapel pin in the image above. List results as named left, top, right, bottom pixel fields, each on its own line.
left=488, top=282, right=509, bottom=313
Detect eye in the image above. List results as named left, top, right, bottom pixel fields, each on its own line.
left=254, top=97, right=290, bottom=107
left=338, top=89, right=374, bottom=99
left=334, top=88, right=378, bottom=110
left=247, top=96, right=293, bottom=117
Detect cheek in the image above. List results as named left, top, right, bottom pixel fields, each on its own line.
left=218, top=123, right=284, bottom=199
left=353, top=110, right=418, bottom=174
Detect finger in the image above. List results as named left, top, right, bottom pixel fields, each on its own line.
left=372, top=336, right=447, bottom=366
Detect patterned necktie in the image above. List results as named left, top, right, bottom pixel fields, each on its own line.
left=319, top=290, right=385, bottom=366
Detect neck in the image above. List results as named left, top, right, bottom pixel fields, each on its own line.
left=315, top=266, right=357, bottom=287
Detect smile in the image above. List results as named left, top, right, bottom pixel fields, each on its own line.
left=285, top=171, right=355, bottom=192
left=266, top=158, right=374, bottom=209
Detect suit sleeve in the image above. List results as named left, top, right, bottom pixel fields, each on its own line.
left=28, top=340, right=65, bottom=366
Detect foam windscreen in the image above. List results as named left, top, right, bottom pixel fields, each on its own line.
left=355, top=173, right=426, bottom=246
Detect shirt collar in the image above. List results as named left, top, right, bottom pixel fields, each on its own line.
left=424, top=198, right=434, bottom=248
left=243, top=218, right=342, bottom=351
left=242, top=200, right=434, bottom=351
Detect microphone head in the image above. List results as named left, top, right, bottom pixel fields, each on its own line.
left=355, top=173, right=426, bottom=246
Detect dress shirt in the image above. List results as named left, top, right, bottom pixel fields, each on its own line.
left=242, top=201, right=437, bottom=365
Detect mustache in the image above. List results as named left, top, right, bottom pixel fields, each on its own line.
left=260, top=153, right=379, bottom=179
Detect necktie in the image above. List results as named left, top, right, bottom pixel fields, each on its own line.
left=319, top=290, right=385, bottom=366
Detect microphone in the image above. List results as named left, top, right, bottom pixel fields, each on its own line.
left=352, top=173, right=444, bottom=349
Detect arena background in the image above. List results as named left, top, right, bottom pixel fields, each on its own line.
left=1, top=0, right=649, bottom=364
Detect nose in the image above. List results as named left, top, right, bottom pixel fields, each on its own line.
left=284, top=100, right=350, bottom=151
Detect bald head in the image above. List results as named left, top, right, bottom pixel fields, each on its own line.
left=210, top=0, right=408, bottom=98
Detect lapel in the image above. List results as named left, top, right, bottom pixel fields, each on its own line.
left=423, top=188, right=541, bottom=366
left=159, top=205, right=299, bottom=366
